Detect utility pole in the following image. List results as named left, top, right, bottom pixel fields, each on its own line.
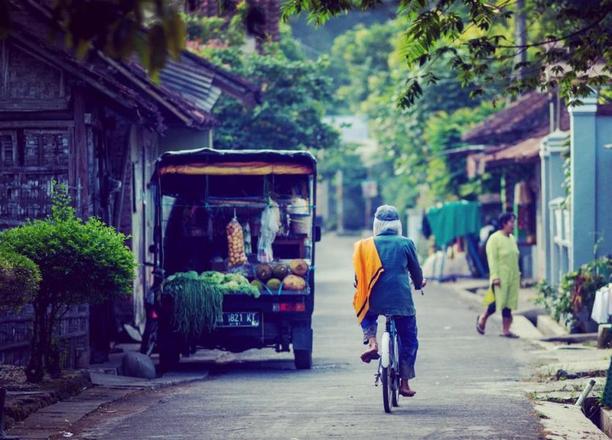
left=515, top=0, right=527, bottom=80
left=336, top=170, right=344, bottom=234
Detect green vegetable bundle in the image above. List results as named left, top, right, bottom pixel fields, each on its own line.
left=162, top=271, right=224, bottom=336
left=220, top=273, right=260, bottom=297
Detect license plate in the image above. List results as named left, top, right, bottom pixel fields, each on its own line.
left=217, top=312, right=261, bottom=328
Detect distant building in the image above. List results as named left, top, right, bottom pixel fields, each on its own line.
left=461, top=91, right=612, bottom=286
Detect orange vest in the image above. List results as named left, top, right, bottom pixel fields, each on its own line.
left=352, top=237, right=384, bottom=323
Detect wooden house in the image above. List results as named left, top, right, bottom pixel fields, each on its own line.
left=0, top=0, right=259, bottom=364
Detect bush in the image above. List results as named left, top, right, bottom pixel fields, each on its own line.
left=536, top=257, right=612, bottom=332
left=0, top=249, right=41, bottom=311
left=0, top=184, right=135, bottom=382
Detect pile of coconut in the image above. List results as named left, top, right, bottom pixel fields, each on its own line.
left=251, top=259, right=309, bottom=293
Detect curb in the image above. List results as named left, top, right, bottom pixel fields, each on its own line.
left=7, top=370, right=209, bottom=439
left=534, top=401, right=609, bottom=440
left=441, top=282, right=545, bottom=340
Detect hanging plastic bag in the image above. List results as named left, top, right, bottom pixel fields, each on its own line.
left=257, top=202, right=280, bottom=263
left=226, top=216, right=247, bottom=267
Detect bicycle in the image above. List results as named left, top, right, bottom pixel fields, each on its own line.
left=374, top=288, right=424, bottom=413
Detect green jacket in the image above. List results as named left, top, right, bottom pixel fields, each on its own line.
left=369, top=230, right=424, bottom=316
left=486, top=230, right=520, bottom=310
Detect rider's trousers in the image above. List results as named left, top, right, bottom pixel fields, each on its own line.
left=360, top=313, right=418, bottom=380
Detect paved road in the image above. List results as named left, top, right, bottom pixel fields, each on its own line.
left=74, top=234, right=543, bottom=439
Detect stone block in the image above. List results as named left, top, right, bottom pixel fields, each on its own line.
left=537, top=315, right=569, bottom=337
left=119, top=352, right=157, bottom=380
left=597, top=324, right=612, bottom=349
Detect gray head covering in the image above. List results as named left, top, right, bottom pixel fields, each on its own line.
left=373, top=205, right=402, bottom=236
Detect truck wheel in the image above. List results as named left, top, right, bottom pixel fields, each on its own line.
left=294, top=349, right=312, bottom=370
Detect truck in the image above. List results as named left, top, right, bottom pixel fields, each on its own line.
left=146, top=148, right=320, bottom=371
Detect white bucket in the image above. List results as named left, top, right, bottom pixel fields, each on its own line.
left=290, top=215, right=312, bottom=235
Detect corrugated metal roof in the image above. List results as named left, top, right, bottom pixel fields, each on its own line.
left=159, top=57, right=223, bottom=112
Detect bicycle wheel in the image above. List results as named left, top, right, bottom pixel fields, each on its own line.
left=390, top=335, right=399, bottom=407
left=380, top=331, right=392, bottom=413
left=381, top=365, right=391, bottom=413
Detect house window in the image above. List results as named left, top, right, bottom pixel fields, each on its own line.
left=0, top=131, right=17, bottom=167
left=0, top=127, right=70, bottom=228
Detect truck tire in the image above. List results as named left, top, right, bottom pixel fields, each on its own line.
left=294, top=349, right=312, bottom=369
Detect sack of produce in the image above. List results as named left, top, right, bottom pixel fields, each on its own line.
left=282, top=274, right=306, bottom=291
left=289, top=259, right=309, bottom=276
left=257, top=202, right=280, bottom=263
left=226, top=217, right=247, bottom=267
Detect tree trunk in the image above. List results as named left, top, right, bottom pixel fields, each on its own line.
left=26, top=303, right=47, bottom=383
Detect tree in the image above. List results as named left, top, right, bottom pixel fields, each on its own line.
left=187, top=14, right=341, bottom=151
left=283, top=0, right=612, bottom=106
left=0, top=184, right=135, bottom=382
left=326, top=16, right=493, bottom=211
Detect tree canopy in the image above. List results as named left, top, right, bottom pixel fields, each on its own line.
left=187, top=14, right=340, bottom=151
left=283, top=0, right=612, bottom=106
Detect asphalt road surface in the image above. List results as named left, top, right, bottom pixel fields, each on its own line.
left=73, top=234, right=543, bottom=439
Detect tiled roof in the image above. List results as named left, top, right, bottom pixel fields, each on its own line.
left=463, top=93, right=563, bottom=146
left=12, top=0, right=259, bottom=131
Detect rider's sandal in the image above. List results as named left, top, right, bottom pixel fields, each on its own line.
left=399, top=389, right=416, bottom=397
left=500, top=332, right=519, bottom=339
left=360, top=348, right=380, bottom=363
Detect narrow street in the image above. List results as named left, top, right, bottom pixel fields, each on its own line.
left=72, top=234, right=543, bottom=439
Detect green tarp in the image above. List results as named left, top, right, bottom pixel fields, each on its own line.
left=426, top=201, right=481, bottom=246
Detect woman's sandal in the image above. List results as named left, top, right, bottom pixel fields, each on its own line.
left=476, top=315, right=485, bottom=335
left=501, top=332, right=519, bottom=339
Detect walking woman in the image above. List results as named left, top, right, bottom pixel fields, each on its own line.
left=476, top=212, right=520, bottom=338
left=353, top=205, right=426, bottom=397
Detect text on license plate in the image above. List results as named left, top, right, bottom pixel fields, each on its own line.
left=218, top=312, right=260, bottom=328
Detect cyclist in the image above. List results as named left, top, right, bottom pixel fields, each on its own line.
left=353, top=205, right=426, bottom=397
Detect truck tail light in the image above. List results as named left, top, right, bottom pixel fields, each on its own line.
left=273, top=302, right=306, bottom=312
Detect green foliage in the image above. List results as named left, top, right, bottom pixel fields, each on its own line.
left=283, top=0, right=612, bottom=106
left=326, top=17, right=492, bottom=211
left=0, top=249, right=40, bottom=311
left=423, top=104, right=496, bottom=200
left=536, top=257, right=612, bottom=330
left=0, top=183, right=135, bottom=381
left=188, top=20, right=340, bottom=151
left=0, top=193, right=135, bottom=307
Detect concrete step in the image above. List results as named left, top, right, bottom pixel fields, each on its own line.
left=512, top=315, right=544, bottom=339
left=537, top=315, right=569, bottom=337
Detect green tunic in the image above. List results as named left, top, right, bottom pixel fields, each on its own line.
left=369, top=230, right=424, bottom=317
left=486, top=230, right=520, bottom=310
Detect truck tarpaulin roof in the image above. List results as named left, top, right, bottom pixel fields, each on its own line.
left=156, top=148, right=317, bottom=176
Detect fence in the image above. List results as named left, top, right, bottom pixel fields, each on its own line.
left=0, top=305, right=89, bottom=369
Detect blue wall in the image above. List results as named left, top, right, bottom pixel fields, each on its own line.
left=596, top=114, right=612, bottom=258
